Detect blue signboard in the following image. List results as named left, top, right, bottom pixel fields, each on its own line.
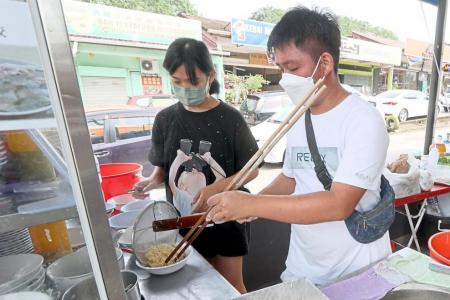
left=231, top=18, right=275, bottom=48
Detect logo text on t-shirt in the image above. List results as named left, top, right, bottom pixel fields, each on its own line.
left=288, top=146, right=339, bottom=172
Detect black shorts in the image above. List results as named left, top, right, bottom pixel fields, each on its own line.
left=180, top=221, right=250, bottom=258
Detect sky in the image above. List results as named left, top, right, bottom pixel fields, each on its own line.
left=191, top=0, right=447, bottom=43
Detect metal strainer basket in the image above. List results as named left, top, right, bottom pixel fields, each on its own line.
left=132, top=201, right=179, bottom=266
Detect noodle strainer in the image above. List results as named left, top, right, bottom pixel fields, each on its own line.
left=132, top=201, right=179, bottom=266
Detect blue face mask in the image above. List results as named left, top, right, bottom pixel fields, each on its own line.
left=172, top=78, right=210, bottom=107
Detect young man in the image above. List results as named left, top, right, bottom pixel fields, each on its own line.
left=206, top=7, right=391, bottom=286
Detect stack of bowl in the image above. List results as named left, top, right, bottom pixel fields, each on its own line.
left=47, top=246, right=125, bottom=296
left=0, top=228, right=34, bottom=256
left=0, top=254, right=45, bottom=295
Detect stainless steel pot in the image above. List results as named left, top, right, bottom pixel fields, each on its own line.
left=62, top=270, right=140, bottom=300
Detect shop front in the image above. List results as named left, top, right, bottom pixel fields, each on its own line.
left=402, top=38, right=450, bottom=94
left=63, top=1, right=225, bottom=106
left=339, top=37, right=402, bottom=95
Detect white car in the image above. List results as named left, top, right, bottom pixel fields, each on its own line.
left=342, top=84, right=385, bottom=118
left=250, top=107, right=292, bottom=164
left=442, top=87, right=450, bottom=111
left=376, top=89, right=441, bottom=122
left=251, top=85, right=387, bottom=164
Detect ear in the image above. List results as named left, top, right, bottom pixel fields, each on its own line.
left=320, top=52, right=335, bottom=78
left=209, top=70, right=217, bottom=82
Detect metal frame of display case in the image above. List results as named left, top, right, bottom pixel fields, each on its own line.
left=30, top=0, right=127, bottom=298
left=0, top=0, right=126, bottom=299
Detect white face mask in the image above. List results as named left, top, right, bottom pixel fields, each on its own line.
left=279, top=58, right=322, bottom=105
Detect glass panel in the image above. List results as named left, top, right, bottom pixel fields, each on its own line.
left=0, top=1, right=117, bottom=298
left=113, top=117, right=152, bottom=140
left=87, top=119, right=105, bottom=144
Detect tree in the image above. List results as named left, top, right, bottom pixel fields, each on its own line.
left=80, top=0, right=198, bottom=16
left=249, top=7, right=398, bottom=40
left=249, top=6, right=285, bottom=24
left=338, top=16, right=398, bottom=40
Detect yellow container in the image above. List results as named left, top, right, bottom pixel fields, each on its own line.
left=5, top=131, right=37, bottom=153
left=29, top=220, right=73, bottom=262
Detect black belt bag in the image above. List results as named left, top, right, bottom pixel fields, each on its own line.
left=305, top=110, right=395, bottom=244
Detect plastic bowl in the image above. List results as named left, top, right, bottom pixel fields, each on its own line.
left=121, top=200, right=154, bottom=213
left=428, top=231, right=450, bottom=266
left=46, top=247, right=93, bottom=294
left=47, top=246, right=124, bottom=294
left=118, top=227, right=133, bottom=249
left=0, top=254, right=43, bottom=293
left=105, top=201, right=116, bottom=217
left=107, top=194, right=135, bottom=213
left=100, top=163, right=142, bottom=200
left=109, top=211, right=140, bottom=230
left=135, top=245, right=192, bottom=275
left=6, top=267, right=45, bottom=293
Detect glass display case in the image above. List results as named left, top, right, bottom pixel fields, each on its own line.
left=0, top=0, right=126, bottom=298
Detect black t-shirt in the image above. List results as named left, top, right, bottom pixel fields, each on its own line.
left=149, top=101, right=258, bottom=202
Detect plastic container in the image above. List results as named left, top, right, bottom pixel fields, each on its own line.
left=28, top=220, right=72, bottom=262
left=100, top=163, right=143, bottom=200
left=430, top=135, right=446, bottom=157
left=4, top=132, right=38, bottom=153
left=428, top=231, right=450, bottom=266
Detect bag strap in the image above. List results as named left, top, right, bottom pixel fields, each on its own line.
left=305, top=109, right=333, bottom=191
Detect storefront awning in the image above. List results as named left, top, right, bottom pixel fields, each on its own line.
left=69, top=35, right=230, bottom=56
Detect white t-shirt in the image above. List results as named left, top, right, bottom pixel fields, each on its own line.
left=281, top=93, right=391, bottom=286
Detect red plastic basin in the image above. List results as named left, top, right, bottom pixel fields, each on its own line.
left=100, top=163, right=143, bottom=200
left=428, top=231, right=450, bottom=266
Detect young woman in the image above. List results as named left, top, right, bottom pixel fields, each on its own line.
left=133, top=38, right=258, bottom=293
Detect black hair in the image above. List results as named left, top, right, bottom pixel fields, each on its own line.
left=267, top=6, right=341, bottom=73
left=163, top=38, right=220, bottom=95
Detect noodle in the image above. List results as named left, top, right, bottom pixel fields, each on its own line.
left=144, top=243, right=185, bottom=267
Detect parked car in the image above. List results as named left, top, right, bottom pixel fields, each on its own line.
left=251, top=85, right=390, bottom=164
left=240, top=91, right=292, bottom=125
left=376, top=89, right=441, bottom=122
left=85, top=105, right=160, bottom=177
left=250, top=107, right=292, bottom=164
left=127, top=94, right=178, bottom=109
left=441, top=87, right=450, bottom=112
left=342, top=84, right=387, bottom=117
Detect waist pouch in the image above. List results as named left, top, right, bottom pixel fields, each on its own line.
left=305, top=109, right=395, bottom=244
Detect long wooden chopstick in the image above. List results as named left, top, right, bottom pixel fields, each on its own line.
left=234, top=84, right=327, bottom=189
left=165, top=80, right=327, bottom=264
left=225, top=78, right=325, bottom=192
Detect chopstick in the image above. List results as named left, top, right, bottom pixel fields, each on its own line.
left=165, top=79, right=327, bottom=264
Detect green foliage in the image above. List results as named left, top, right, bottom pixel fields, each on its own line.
left=249, top=7, right=398, bottom=41
left=338, top=16, right=398, bottom=40
left=245, top=74, right=269, bottom=95
left=249, top=6, right=285, bottom=24
left=224, top=72, right=269, bottom=103
left=80, top=0, right=198, bottom=16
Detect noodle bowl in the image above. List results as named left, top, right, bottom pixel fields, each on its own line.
left=144, top=243, right=186, bottom=267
